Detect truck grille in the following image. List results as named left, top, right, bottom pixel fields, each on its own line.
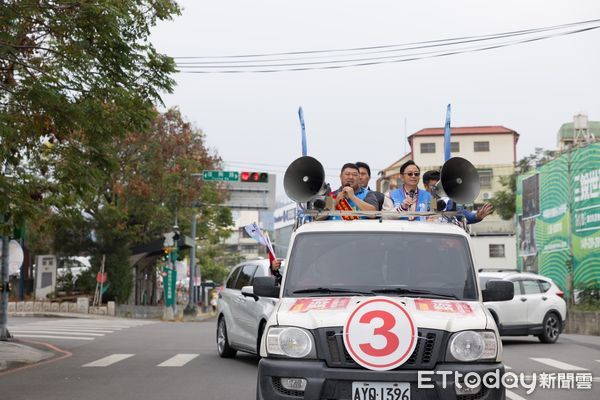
left=316, top=327, right=446, bottom=370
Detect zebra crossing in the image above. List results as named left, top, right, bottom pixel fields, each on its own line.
left=8, top=318, right=156, bottom=341
left=83, top=353, right=201, bottom=367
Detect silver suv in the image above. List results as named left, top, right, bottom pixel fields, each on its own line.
left=479, top=270, right=567, bottom=343
left=216, top=259, right=280, bottom=358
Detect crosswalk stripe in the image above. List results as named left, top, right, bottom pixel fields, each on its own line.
left=83, top=354, right=134, bottom=367
left=506, top=390, right=527, bottom=400
left=157, top=354, right=199, bottom=367
left=10, top=330, right=105, bottom=336
left=12, top=334, right=94, bottom=341
left=530, top=358, right=588, bottom=371
left=9, top=327, right=115, bottom=333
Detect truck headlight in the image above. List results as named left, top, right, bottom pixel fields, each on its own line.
left=266, top=327, right=316, bottom=358
left=447, top=330, right=498, bottom=362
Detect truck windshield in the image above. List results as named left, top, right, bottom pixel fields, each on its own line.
left=283, top=232, right=478, bottom=300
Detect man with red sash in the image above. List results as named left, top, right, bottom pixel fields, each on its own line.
left=329, top=163, right=378, bottom=220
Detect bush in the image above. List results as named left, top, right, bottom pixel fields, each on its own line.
left=574, top=281, right=600, bottom=310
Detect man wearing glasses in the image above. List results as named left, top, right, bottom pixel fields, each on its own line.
left=384, top=160, right=431, bottom=220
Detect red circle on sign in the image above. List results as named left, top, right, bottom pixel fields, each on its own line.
left=344, top=298, right=416, bottom=370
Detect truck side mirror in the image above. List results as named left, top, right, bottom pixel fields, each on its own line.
left=253, top=276, right=280, bottom=298
left=482, top=280, right=514, bottom=302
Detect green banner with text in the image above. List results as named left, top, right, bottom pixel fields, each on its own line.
left=517, top=143, right=599, bottom=293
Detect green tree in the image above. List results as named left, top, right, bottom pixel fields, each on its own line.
left=0, top=0, right=181, bottom=234
left=48, top=109, right=233, bottom=303
left=198, top=242, right=243, bottom=284
left=491, top=148, right=558, bottom=220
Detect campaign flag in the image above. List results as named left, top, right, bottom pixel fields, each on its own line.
left=244, top=222, right=269, bottom=246
left=444, top=104, right=452, bottom=162
left=264, top=231, right=276, bottom=260
left=298, top=106, right=307, bottom=156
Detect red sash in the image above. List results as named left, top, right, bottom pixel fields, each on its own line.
left=334, top=196, right=359, bottom=220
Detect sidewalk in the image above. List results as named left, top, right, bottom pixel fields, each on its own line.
left=0, top=340, right=56, bottom=373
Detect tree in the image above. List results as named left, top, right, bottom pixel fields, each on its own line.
left=491, top=148, right=558, bottom=220
left=48, top=108, right=233, bottom=303
left=0, top=1, right=181, bottom=234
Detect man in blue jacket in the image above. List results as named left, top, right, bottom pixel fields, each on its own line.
left=385, top=160, right=432, bottom=221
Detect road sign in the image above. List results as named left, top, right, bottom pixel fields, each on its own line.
left=163, top=266, right=177, bottom=307
left=343, top=298, right=417, bottom=371
left=202, top=170, right=239, bottom=181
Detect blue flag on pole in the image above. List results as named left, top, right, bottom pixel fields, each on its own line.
left=444, top=104, right=452, bottom=162
left=298, top=107, right=307, bottom=156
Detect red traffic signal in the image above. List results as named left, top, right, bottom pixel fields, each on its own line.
left=240, top=172, right=268, bottom=183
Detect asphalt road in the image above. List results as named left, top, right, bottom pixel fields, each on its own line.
left=1, top=316, right=598, bottom=400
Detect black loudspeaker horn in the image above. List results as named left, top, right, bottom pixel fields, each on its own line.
left=432, top=157, right=480, bottom=204
left=284, top=156, right=329, bottom=203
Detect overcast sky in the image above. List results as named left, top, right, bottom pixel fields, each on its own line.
left=150, top=0, right=600, bottom=198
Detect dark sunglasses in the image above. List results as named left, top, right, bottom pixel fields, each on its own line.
left=404, top=172, right=420, bottom=177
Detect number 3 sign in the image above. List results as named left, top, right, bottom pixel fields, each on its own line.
left=343, top=298, right=417, bottom=371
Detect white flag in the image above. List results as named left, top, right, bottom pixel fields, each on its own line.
left=244, top=222, right=268, bottom=246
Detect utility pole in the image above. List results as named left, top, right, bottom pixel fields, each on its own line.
left=1, top=236, right=11, bottom=341
left=184, top=211, right=199, bottom=315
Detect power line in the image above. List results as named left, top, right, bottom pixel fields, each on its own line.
left=174, top=18, right=600, bottom=60
left=173, top=20, right=600, bottom=73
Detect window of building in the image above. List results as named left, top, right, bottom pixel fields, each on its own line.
left=474, top=141, right=490, bottom=152
left=240, top=245, right=256, bottom=254
left=478, top=169, right=493, bottom=188
left=420, top=143, right=436, bottom=154
left=451, top=142, right=460, bottom=152
left=489, top=244, right=505, bottom=258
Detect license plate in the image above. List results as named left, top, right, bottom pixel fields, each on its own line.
left=351, top=382, right=410, bottom=400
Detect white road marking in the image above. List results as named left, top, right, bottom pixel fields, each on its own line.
left=157, top=354, right=200, bottom=367
left=505, top=365, right=512, bottom=370
left=9, top=327, right=115, bottom=333
left=529, top=358, right=588, bottom=371
left=83, top=354, right=134, bottom=367
left=12, top=334, right=94, bottom=341
left=506, top=390, right=528, bottom=400
left=10, top=330, right=105, bottom=336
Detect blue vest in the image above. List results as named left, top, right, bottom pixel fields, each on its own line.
left=329, top=187, right=369, bottom=220
left=389, top=188, right=431, bottom=221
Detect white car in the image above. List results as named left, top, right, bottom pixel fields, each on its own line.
left=479, top=270, right=567, bottom=343
left=253, top=220, right=514, bottom=400
left=216, top=258, right=280, bottom=358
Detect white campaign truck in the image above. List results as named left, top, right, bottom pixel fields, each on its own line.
left=250, top=219, right=514, bottom=400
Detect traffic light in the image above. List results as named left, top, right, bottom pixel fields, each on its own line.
left=240, top=171, right=268, bottom=183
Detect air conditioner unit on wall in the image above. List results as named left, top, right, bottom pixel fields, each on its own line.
left=482, top=192, right=492, bottom=200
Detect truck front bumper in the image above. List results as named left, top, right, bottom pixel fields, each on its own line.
left=257, top=358, right=505, bottom=400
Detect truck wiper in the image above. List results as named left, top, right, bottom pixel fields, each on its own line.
left=371, top=287, right=459, bottom=299
left=292, top=287, right=372, bottom=296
